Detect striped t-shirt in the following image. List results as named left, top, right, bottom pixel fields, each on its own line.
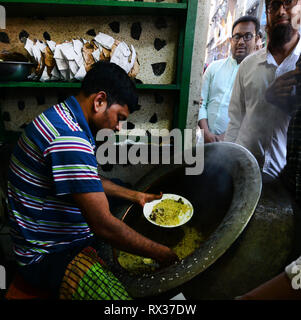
left=8, top=96, right=104, bottom=266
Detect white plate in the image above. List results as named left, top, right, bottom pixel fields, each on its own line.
left=143, top=194, right=194, bottom=228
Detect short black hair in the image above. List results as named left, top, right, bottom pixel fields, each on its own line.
left=81, top=61, right=138, bottom=113
left=232, top=15, right=261, bottom=35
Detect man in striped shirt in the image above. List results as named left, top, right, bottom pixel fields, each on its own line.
left=7, top=61, right=178, bottom=298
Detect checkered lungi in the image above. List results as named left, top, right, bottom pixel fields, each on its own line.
left=59, top=246, right=132, bottom=300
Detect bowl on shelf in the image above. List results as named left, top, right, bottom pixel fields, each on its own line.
left=0, top=61, right=35, bottom=81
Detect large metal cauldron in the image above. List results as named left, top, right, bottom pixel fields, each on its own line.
left=181, top=173, right=299, bottom=299
left=98, top=142, right=263, bottom=298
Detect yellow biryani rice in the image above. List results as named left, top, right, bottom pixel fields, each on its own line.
left=149, top=198, right=192, bottom=226
left=117, top=225, right=204, bottom=274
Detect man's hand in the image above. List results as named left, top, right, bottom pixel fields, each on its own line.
left=216, top=133, right=225, bottom=142
left=198, top=119, right=221, bottom=143
left=265, top=69, right=301, bottom=114
left=204, top=129, right=219, bottom=143
left=157, top=247, right=179, bottom=268
left=135, top=191, right=163, bottom=207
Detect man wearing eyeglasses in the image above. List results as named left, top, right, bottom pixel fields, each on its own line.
left=198, top=16, right=260, bottom=144
left=225, top=0, right=301, bottom=182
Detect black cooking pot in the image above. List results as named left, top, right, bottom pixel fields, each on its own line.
left=96, top=142, right=262, bottom=298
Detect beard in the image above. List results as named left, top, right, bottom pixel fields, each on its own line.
left=233, top=51, right=248, bottom=64
left=267, top=23, right=295, bottom=48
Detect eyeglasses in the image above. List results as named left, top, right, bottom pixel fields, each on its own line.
left=267, top=0, right=298, bottom=13
left=231, top=33, right=255, bottom=42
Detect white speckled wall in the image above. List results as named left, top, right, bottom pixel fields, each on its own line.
left=1, top=88, right=175, bottom=136
left=0, top=88, right=176, bottom=184
left=0, top=88, right=76, bottom=131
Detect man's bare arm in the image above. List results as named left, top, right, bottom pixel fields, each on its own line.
left=198, top=119, right=219, bottom=143
left=237, top=272, right=301, bottom=300
left=100, top=177, right=162, bottom=207
left=72, top=192, right=178, bottom=266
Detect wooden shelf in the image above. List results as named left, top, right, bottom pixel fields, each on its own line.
left=2, top=0, right=187, bottom=17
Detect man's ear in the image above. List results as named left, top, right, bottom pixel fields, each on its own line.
left=93, top=91, right=107, bottom=113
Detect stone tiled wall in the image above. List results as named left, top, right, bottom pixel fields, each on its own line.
left=0, top=87, right=176, bottom=184
left=0, top=88, right=174, bottom=135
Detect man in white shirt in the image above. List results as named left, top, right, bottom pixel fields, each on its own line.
left=198, top=16, right=260, bottom=143
left=225, top=0, right=301, bottom=181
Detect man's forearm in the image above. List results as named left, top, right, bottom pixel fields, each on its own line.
left=198, top=119, right=210, bottom=132
left=198, top=119, right=219, bottom=143
left=98, top=213, right=175, bottom=263
left=101, top=176, right=139, bottom=202
left=237, top=272, right=301, bottom=300
left=73, top=192, right=178, bottom=265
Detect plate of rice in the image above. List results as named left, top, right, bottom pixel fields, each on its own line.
left=143, top=194, right=194, bottom=228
